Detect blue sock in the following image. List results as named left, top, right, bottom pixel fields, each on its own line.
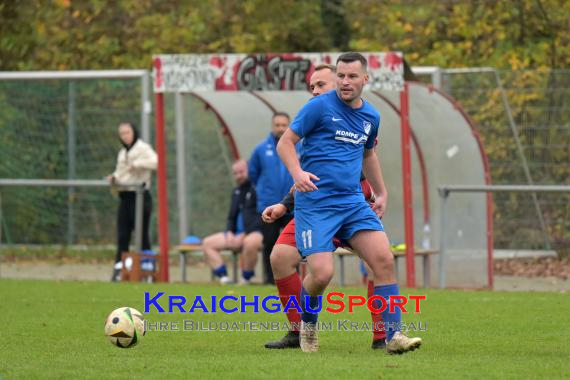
left=300, top=286, right=321, bottom=324
left=213, top=265, right=227, bottom=278
left=242, top=270, right=255, bottom=280
left=374, top=283, right=402, bottom=341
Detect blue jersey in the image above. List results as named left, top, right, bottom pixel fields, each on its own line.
left=249, top=133, right=295, bottom=213
left=290, top=90, right=380, bottom=209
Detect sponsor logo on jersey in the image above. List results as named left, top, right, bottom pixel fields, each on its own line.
left=335, top=129, right=368, bottom=145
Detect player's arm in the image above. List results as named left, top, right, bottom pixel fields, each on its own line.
left=276, top=129, right=319, bottom=192
left=280, top=192, right=295, bottom=212
left=261, top=191, right=294, bottom=223
left=362, top=148, right=388, bottom=217
left=277, top=97, right=323, bottom=192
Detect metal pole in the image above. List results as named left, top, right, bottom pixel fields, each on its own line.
left=154, top=92, right=170, bottom=282
left=175, top=93, right=188, bottom=243
left=438, top=189, right=449, bottom=289
left=67, top=81, right=77, bottom=245
left=486, top=191, right=494, bottom=290
left=0, top=192, right=2, bottom=278
left=400, top=82, right=416, bottom=287
left=494, top=70, right=551, bottom=249
left=134, top=185, right=144, bottom=252
left=437, top=184, right=570, bottom=289
left=439, top=184, right=570, bottom=193
left=0, top=179, right=118, bottom=187
left=141, top=71, right=151, bottom=142
left=0, top=70, right=149, bottom=80
left=432, top=67, right=442, bottom=89
left=0, top=192, right=2, bottom=245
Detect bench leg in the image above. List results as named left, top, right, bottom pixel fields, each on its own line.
left=232, top=251, right=239, bottom=283
left=423, top=255, right=431, bottom=288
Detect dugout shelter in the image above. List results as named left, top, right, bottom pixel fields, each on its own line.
left=152, top=52, right=492, bottom=288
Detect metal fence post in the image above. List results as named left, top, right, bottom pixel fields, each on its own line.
left=438, top=188, right=449, bottom=289
left=141, top=71, right=151, bottom=142
left=0, top=192, right=2, bottom=278
left=175, top=92, right=188, bottom=243
left=67, top=81, right=77, bottom=245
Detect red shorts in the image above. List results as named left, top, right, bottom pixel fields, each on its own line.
left=275, top=218, right=297, bottom=247
left=274, top=218, right=343, bottom=249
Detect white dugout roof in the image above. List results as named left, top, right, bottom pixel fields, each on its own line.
left=184, top=84, right=490, bottom=288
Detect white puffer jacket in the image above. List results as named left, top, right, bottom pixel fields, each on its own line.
left=111, top=139, right=157, bottom=190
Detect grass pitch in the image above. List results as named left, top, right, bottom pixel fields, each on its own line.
left=0, top=279, right=568, bottom=379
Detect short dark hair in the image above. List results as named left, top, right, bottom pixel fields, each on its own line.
left=336, top=52, right=368, bottom=70
left=314, top=63, right=336, bottom=73
left=272, top=111, right=290, bottom=121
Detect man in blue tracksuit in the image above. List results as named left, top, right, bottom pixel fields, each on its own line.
left=249, top=112, right=295, bottom=284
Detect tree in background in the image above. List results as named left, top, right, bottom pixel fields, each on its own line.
left=1, top=0, right=568, bottom=252
left=2, top=0, right=568, bottom=70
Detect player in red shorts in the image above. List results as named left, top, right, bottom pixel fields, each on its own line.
left=262, top=64, right=388, bottom=350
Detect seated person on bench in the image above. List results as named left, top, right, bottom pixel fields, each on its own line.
left=202, top=160, right=263, bottom=284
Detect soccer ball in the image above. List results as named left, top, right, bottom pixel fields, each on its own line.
left=104, top=307, right=145, bottom=348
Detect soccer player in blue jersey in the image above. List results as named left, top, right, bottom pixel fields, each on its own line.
left=277, top=52, right=422, bottom=354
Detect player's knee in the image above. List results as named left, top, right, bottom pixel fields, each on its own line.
left=380, top=251, right=394, bottom=267
left=370, top=253, right=394, bottom=274
left=269, top=250, right=282, bottom=267
left=312, top=269, right=334, bottom=288
left=202, top=235, right=214, bottom=248
left=270, top=247, right=295, bottom=268
left=242, top=239, right=259, bottom=252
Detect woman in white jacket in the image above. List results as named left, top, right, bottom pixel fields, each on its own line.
left=108, top=122, right=157, bottom=281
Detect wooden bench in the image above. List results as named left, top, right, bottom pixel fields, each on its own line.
left=175, top=244, right=240, bottom=283
left=334, top=248, right=439, bottom=287
left=120, top=251, right=160, bottom=282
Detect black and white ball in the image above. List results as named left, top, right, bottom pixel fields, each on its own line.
left=104, top=307, right=145, bottom=348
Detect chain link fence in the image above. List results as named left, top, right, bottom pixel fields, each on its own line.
left=1, top=68, right=568, bottom=259
left=0, top=72, right=149, bottom=248
left=418, top=68, right=570, bottom=256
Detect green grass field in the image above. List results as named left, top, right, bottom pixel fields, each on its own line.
left=1, top=279, right=568, bottom=379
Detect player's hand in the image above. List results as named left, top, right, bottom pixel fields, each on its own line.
left=106, top=175, right=116, bottom=184
left=293, top=170, right=319, bottom=192
left=371, top=193, right=387, bottom=218
left=262, top=204, right=287, bottom=223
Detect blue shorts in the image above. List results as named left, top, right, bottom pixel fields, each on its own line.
left=295, top=202, right=384, bottom=257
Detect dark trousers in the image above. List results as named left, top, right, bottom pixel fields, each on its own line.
left=114, top=190, right=152, bottom=263
left=261, top=213, right=293, bottom=284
